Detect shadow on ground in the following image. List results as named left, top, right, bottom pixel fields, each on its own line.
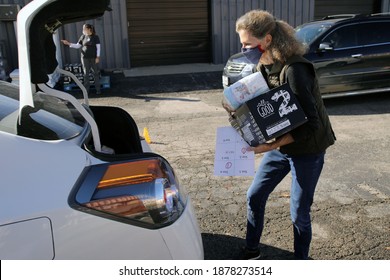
left=202, top=233, right=295, bottom=260
left=323, top=91, right=390, bottom=115
left=64, top=70, right=223, bottom=98
left=111, top=71, right=223, bottom=95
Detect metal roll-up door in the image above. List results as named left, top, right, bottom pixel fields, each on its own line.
left=127, top=0, right=210, bottom=67
left=315, top=0, right=381, bottom=20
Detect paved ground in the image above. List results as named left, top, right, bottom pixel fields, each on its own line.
left=75, top=71, right=390, bottom=260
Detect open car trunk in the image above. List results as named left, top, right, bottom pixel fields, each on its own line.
left=18, top=0, right=145, bottom=156
left=88, top=106, right=143, bottom=155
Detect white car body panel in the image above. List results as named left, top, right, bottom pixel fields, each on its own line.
left=50, top=204, right=201, bottom=260
left=0, top=217, right=54, bottom=260
left=0, top=131, right=203, bottom=259
left=159, top=200, right=204, bottom=259
left=0, top=131, right=88, bottom=223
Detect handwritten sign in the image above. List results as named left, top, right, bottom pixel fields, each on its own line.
left=214, top=126, right=255, bottom=176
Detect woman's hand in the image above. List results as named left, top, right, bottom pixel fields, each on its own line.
left=61, top=39, right=70, bottom=46
left=247, top=133, right=295, bottom=154
left=95, top=57, right=100, bottom=64
left=247, top=143, right=274, bottom=154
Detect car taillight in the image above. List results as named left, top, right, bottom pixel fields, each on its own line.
left=69, top=156, right=187, bottom=229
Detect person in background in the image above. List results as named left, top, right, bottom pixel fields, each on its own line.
left=61, top=23, right=101, bottom=94
left=230, top=10, right=336, bottom=260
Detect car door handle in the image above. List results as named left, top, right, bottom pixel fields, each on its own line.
left=351, top=54, right=362, bottom=58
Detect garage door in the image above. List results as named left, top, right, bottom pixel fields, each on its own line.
left=127, top=0, right=210, bottom=67
left=315, top=0, right=381, bottom=20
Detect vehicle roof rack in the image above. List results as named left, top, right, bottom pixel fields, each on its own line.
left=322, top=14, right=356, bottom=19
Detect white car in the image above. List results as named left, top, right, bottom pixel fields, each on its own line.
left=0, top=0, right=203, bottom=260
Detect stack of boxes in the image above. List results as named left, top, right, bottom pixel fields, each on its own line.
left=62, top=63, right=110, bottom=92
left=63, top=63, right=97, bottom=86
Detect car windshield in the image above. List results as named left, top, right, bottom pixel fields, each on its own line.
left=295, top=22, right=334, bottom=45
left=0, top=81, right=86, bottom=140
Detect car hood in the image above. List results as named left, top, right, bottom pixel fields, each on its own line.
left=17, top=0, right=111, bottom=110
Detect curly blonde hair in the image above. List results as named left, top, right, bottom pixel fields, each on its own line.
left=236, top=10, right=307, bottom=63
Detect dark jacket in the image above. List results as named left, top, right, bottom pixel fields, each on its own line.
left=258, top=55, right=336, bottom=155
left=78, top=34, right=100, bottom=59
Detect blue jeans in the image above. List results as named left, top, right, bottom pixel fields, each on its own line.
left=246, top=149, right=325, bottom=259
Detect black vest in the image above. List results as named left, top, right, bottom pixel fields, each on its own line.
left=258, top=56, right=336, bottom=155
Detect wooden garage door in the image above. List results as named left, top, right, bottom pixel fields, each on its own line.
left=315, top=0, right=381, bottom=20
left=127, top=0, right=210, bottom=67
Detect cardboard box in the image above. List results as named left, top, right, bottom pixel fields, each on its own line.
left=229, top=83, right=307, bottom=146
left=72, top=63, right=82, bottom=74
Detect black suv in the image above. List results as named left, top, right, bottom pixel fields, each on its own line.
left=222, top=14, right=390, bottom=98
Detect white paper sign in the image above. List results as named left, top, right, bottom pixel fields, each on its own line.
left=214, top=126, right=255, bottom=176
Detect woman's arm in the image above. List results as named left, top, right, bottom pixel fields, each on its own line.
left=61, top=40, right=82, bottom=49
left=96, top=44, right=101, bottom=63
left=247, top=133, right=294, bottom=154
left=285, top=63, right=320, bottom=143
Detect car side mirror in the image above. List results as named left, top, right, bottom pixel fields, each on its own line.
left=318, top=42, right=334, bottom=51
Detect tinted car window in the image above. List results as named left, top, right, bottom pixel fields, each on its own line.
left=0, top=81, right=86, bottom=140
left=322, top=21, right=390, bottom=49
left=322, top=24, right=358, bottom=49
left=357, top=21, right=390, bottom=45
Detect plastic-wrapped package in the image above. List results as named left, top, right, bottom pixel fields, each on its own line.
left=222, top=71, right=269, bottom=111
